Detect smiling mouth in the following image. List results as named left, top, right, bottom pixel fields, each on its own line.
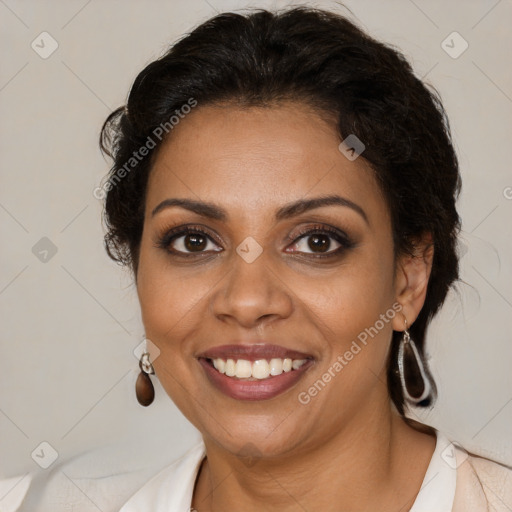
left=197, top=343, right=315, bottom=400
left=204, top=357, right=311, bottom=380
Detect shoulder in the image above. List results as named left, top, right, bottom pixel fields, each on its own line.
left=119, top=440, right=206, bottom=511
left=452, top=442, right=512, bottom=511
left=13, top=455, right=166, bottom=512
left=13, top=438, right=205, bottom=512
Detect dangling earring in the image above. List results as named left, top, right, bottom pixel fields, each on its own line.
left=136, top=342, right=155, bottom=407
left=397, top=319, right=433, bottom=406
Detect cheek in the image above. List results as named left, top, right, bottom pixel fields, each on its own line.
left=313, top=248, right=395, bottom=327
left=135, top=252, right=205, bottom=414
left=307, top=245, right=396, bottom=381
left=135, top=240, right=223, bottom=364
left=136, top=234, right=194, bottom=329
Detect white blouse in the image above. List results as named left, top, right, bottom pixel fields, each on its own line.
left=118, top=431, right=458, bottom=511
left=5, top=429, right=512, bottom=511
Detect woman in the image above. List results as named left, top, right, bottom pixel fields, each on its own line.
left=97, top=6, right=512, bottom=511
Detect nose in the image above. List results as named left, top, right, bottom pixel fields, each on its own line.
left=210, top=248, right=294, bottom=330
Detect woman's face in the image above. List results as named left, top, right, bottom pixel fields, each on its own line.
left=136, top=102, right=410, bottom=458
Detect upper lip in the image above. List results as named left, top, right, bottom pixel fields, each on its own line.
left=197, top=343, right=314, bottom=362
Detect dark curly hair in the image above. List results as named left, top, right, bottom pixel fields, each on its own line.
left=99, top=6, right=461, bottom=417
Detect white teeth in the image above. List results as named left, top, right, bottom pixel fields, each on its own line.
left=235, top=359, right=252, bottom=378
left=210, top=357, right=309, bottom=379
left=269, top=358, right=283, bottom=376
left=225, top=359, right=236, bottom=377
left=213, top=358, right=225, bottom=373
left=252, top=359, right=270, bottom=379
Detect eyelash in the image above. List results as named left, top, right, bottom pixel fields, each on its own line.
left=154, top=223, right=354, bottom=260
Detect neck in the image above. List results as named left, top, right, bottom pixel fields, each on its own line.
left=192, top=400, right=436, bottom=512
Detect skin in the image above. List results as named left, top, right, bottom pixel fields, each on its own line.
left=136, top=102, right=436, bottom=511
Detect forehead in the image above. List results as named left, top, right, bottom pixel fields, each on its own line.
left=146, top=102, right=387, bottom=224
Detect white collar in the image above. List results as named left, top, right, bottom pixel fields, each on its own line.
left=409, top=430, right=457, bottom=512
left=119, top=440, right=206, bottom=511
left=119, top=430, right=456, bottom=511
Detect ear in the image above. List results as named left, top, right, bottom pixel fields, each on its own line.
left=391, top=232, right=434, bottom=331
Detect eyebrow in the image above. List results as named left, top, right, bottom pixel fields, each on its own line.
left=151, top=194, right=369, bottom=224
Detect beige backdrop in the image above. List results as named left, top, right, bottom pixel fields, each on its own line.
left=1, top=0, right=511, bottom=507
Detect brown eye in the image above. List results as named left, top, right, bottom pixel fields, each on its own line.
left=182, top=232, right=208, bottom=252
left=156, top=226, right=223, bottom=256
left=169, top=231, right=220, bottom=254
left=306, top=233, right=334, bottom=253
left=291, top=232, right=341, bottom=254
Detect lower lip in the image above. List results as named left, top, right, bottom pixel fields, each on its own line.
left=198, top=358, right=314, bottom=401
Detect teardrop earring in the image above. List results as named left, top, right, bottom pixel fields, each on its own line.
left=136, top=346, right=155, bottom=407
left=397, top=318, right=433, bottom=406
